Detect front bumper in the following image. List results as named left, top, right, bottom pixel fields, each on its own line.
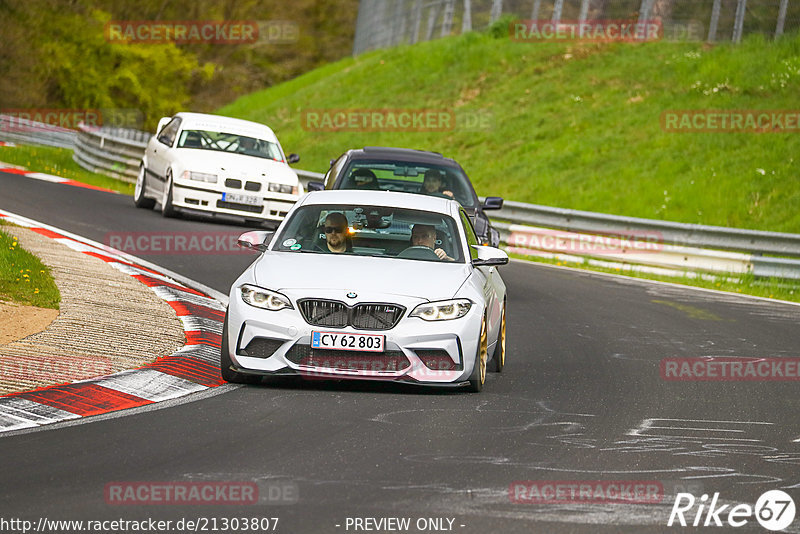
left=172, top=181, right=298, bottom=222
left=226, top=295, right=482, bottom=385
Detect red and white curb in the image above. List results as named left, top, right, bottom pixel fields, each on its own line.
left=0, top=159, right=118, bottom=194
left=0, top=210, right=228, bottom=433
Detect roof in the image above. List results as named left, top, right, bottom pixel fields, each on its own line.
left=299, top=190, right=460, bottom=216
left=349, top=146, right=460, bottom=167
left=174, top=112, right=278, bottom=142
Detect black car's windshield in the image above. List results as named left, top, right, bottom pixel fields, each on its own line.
left=337, top=160, right=478, bottom=208
left=273, top=204, right=464, bottom=263
left=176, top=130, right=284, bottom=161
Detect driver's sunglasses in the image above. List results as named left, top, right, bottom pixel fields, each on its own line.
left=324, top=226, right=346, bottom=234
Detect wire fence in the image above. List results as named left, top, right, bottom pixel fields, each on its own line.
left=353, top=0, right=800, bottom=53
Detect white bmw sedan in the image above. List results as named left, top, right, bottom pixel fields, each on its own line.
left=222, top=190, right=508, bottom=392
left=134, top=112, right=303, bottom=227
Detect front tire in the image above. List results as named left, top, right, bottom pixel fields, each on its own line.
left=466, top=315, right=488, bottom=392
left=161, top=169, right=177, bottom=218
left=133, top=165, right=156, bottom=209
left=488, top=301, right=506, bottom=373
left=220, top=312, right=262, bottom=385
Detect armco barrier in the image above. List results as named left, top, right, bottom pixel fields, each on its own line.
left=0, top=114, right=76, bottom=149
left=72, top=124, right=150, bottom=182
left=3, top=113, right=799, bottom=280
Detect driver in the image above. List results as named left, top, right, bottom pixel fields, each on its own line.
left=239, top=136, right=259, bottom=155
left=421, top=169, right=454, bottom=199
left=320, top=212, right=351, bottom=253
left=411, top=224, right=453, bottom=261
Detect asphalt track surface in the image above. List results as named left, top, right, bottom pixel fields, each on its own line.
left=2, top=170, right=800, bottom=533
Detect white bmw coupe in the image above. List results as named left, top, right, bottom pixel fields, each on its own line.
left=222, top=190, right=508, bottom=392
left=134, top=112, right=302, bottom=227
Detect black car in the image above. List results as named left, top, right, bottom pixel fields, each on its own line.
left=307, top=147, right=504, bottom=246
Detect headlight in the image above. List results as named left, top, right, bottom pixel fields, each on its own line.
left=268, top=183, right=294, bottom=194
left=183, top=170, right=217, bottom=183
left=240, top=284, right=293, bottom=311
left=410, top=299, right=472, bottom=321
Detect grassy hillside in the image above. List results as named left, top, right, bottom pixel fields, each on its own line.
left=219, top=28, right=800, bottom=233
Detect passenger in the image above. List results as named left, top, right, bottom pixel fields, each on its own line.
left=421, top=169, right=454, bottom=199
left=321, top=212, right=351, bottom=253
left=352, top=168, right=380, bottom=189
left=411, top=224, right=453, bottom=261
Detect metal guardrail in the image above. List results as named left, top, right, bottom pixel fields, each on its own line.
left=3, top=114, right=799, bottom=280
left=72, top=124, right=149, bottom=183
left=492, top=206, right=800, bottom=280
left=493, top=200, right=800, bottom=257
left=0, top=114, right=77, bottom=149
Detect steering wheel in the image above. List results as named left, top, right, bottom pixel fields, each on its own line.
left=397, top=246, right=441, bottom=260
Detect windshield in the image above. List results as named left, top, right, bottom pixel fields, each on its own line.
left=337, top=160, right=478, bottom=208
left=273, top=204, right=464, bottom=263
left=176, top=129, right=284, bottom=161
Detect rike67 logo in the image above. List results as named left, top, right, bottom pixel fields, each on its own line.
left=668, top=490, right=796, bottom=531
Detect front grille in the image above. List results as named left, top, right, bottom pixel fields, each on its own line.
left=240, top=337, right=284, bottom=359
left=299, top=300, right=348, bottom=327
left=351, top=304, right=405, bottom=330
left=225, top=179, right=242, bottom=188
left=216, top=200, right=263, bottom=213
left=285, top=344, right=410, bottom=371
left=298, top=299, right=405, bottom=331
left=245, top=181, right=261, bottom=192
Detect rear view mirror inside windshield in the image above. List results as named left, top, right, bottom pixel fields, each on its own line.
left=393, top=166, right=419, bottom=177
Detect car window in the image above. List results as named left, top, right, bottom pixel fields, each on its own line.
left=176, top=130, right=284, bottom=161
left=272, top=204, right=464, bottom=263
left=324, top=155, right=347, bottom=189
left=157, top=117, right=181, bottom=147
left=460, top=209, right=480, bottom=260
left=336, top=159, right=478, bottom=208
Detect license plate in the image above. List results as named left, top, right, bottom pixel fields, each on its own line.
left=311, top=331, right=385, bottom=352
left=223, top=192, right=263, bottom=206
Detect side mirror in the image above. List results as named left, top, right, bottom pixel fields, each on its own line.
left=306, top=181, right=324, bottom=192
left=471, top=245, right=508, bottom=266
left=483, top=196, right=504, bottom=210
left=287, top=153, right=300, bottom=164
left=237, top=231, right=273, bottom=253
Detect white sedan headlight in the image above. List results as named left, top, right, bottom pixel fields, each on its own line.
left=240, top=284, right=293, bottom=311
left=182, top=170, right=217, bottom=183
left=410, top=299, right=472, bottom=321
left=268, top=183, right=295, bottom=194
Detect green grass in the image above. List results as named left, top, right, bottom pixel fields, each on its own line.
left=510, top=252, right=800, bottom=304
left=0, top=222, right=60, bottom=309
left=0, top=145, right=134, bottom=195
left=219, top=29, right=800, bottom=234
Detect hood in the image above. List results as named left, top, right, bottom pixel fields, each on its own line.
left=251, top=251, right=470, bottom=301
left=175, top=149, right=299, bottom=184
